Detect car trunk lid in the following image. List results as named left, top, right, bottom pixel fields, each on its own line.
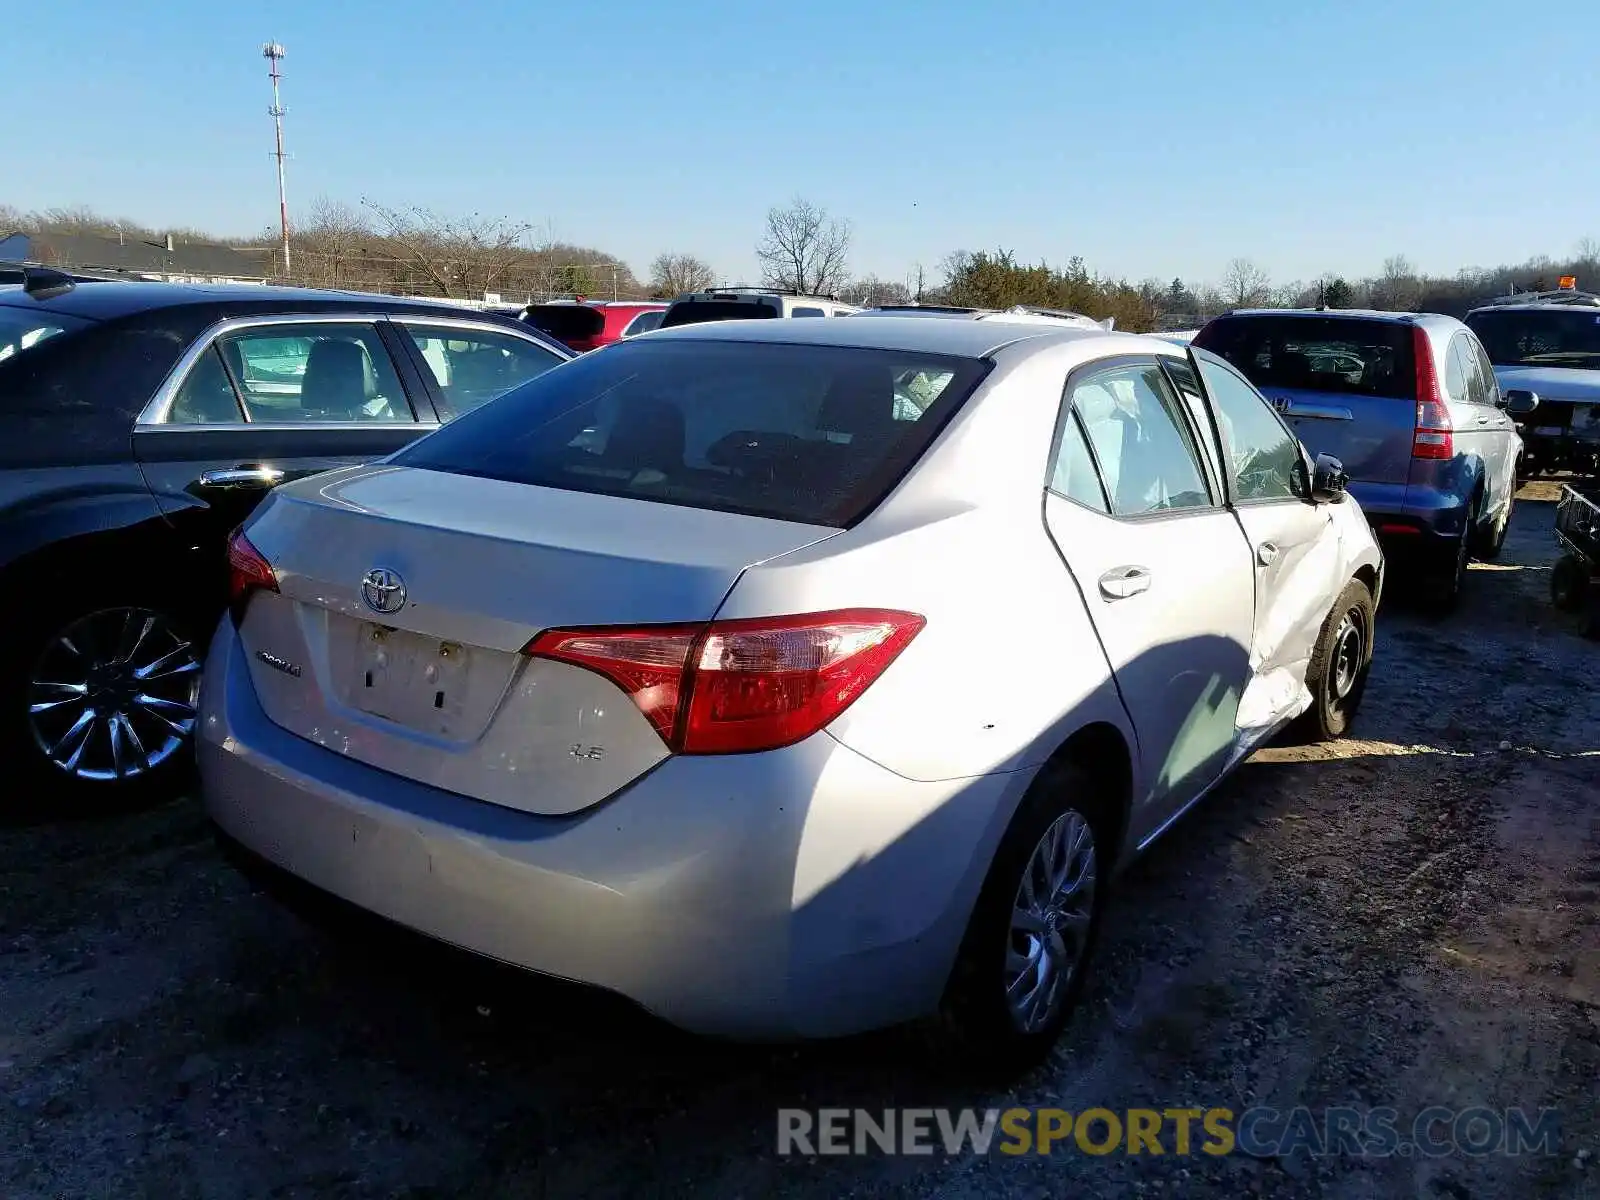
left=233, top=463, right=840, bottom=815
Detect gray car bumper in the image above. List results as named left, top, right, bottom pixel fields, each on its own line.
left=197, top=618, right=1017, bottom=1040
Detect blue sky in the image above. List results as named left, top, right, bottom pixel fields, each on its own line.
left=4, top=0, right=1597, bottom=290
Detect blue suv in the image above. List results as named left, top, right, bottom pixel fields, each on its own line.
left=1193, top=310, right=1530, bottom=609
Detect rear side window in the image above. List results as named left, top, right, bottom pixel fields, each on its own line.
left=622, top=309, right=664, bottom=337
left=792, top=306, right=826, bottom=317
left=391, top=339, right=989, bottom=526
left=660, top=300, right=782, bottom=328
left=1194, top=315, right=1416, bottom=400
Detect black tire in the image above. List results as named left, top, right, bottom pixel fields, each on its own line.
left=1475, top=492, right=1514, bottom=562
left=938, top=761, right=1112, bottom=1078
left=1419, top=530, right=1470, bottom=613
left=0, top=593, right=204, bottom=815
left=1291, top=579, right=1375, bottom=743
left=1551, top=555, right=1590, bottom=614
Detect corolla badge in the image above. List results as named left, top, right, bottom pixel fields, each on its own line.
left=361, top=567, right=407, bottom=615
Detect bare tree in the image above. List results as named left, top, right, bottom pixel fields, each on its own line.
left=842, top=275, right=911, bottom=307
left=649, top=252, right=716, bottom=298
left=292, top=197, right=373, bottom=288
left=1374, top=254, right=1421, bottom=311
left=362, top=200, right=535, bottom=299
left=755, top=197, right=851, bottom=296
left=1575, top=238, right=1600, bottom=270
left=1222, top=258, right=1271, bottom=307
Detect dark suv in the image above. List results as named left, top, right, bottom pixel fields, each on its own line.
left=0, top=269, right=571, bottom=805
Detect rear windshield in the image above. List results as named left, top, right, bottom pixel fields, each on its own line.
left=0, top=306, right=92, bottom=366
left=1193, top=315, right=1417, bottom=399
left=522, top=305, right=605, bottom=343
left=1465, top=309, right=1600, bottom=371
left=660, top=299, right=781, bottom=328
left=390, top=338, right=989, bottom=526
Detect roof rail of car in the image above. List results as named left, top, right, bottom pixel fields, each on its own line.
left=0, top=260, right=78, bottom=300
left=1471, top=288, right=1600, bottom=309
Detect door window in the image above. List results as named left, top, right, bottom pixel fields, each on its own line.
left=1469, top=338, right=1501, bottom=406
left=400, top=324, right=566, bottom=420
left=213, top=323, right=414, bottom=424
left=791, top=306, right=826, bottom=317
left=1069, top=362, right=1212, bottom=517
left=1192, top=353, right=1303, bottom=502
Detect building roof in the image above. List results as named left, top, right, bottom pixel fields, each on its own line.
left=1, top=230, right=270, bottom=280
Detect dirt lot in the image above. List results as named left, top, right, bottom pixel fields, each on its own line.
left=3, top=482, right=1598, bottom=1199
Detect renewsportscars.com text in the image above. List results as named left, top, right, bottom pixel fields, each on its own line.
left=776, top=1106, right=1561, bottom=1158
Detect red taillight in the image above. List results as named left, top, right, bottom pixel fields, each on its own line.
left=526, top=608, right=925, bottom=755
left=226, top=527, right=278, bottom=605
left=1411, top=326, right=1454, bottom=460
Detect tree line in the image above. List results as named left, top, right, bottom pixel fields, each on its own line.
left=4, top=198, right=1596, bottom=329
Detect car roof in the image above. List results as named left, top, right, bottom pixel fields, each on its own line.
left=0, top=279, right=524, bottom=323
left=1215, top=307, right=1464, bottom=330
left=642, top=313, right=1123, bottom=358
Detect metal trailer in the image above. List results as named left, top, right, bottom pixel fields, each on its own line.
left=1551, top=483, right=1600, bottom=637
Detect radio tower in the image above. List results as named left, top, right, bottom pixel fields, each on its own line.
left=263, top=42, right=291, bottom=277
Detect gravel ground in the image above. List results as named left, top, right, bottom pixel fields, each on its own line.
left=2, top=481, right=1597, bottom=1199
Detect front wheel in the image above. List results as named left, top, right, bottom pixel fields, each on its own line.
left=1292, top=579, right=1375, bottom=742
left=1, top=600, right=203, bottom=812
left=939, top=762, right=1109, bottom=1076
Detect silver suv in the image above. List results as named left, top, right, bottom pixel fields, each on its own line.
left=1464, top=284, right=1600, bottom=476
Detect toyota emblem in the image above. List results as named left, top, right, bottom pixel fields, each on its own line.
left=360, top=567, right=407, bottom=615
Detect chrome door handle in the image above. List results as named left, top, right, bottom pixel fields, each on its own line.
left=197, top=465, right=285, bottom=489
left=1257, top=541, right=1279, bottom=566
left=1477, top=416, right=1491, bottom=425
left=1098, top=566, right=1151, bottom=600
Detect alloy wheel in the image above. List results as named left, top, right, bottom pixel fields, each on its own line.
left=27, top=607, right=200, bottom=782
left=1005, top=810, right=1098, bottom=1034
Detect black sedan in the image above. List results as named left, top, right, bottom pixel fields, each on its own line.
left=0, top=268, right=573, bottom=806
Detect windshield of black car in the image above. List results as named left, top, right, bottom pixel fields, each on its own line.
left=390, top=338, right=989, bottom=526
left=0, top=306, right=92, bottom=366
left=1192, top=315, right=1416, bottom=399
left=1465, top=309, right=1600, bottom=370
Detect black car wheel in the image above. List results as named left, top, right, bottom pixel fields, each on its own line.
left=1293, top=580, right=1375, bottom=741
left=939, top=760, right=1110, bottom=1078
left=1, top=596, right=202, bottom=810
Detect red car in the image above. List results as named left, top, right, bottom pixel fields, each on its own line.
left=520, top=300, right=667, bottom=353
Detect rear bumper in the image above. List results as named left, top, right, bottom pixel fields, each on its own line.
left=1349, top=479, right=1470, bottom=567
left=197, top=618, right=1021, bottom=1040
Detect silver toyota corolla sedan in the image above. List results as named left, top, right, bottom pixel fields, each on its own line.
left=200, top=314, right=1384, bottom=1065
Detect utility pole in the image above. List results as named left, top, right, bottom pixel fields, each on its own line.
left=263, top=42, right=291, bottom=277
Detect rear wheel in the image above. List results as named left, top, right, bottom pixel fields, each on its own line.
left=1551, top=555, right=1590, bottom=613
left=1475, top=492, right=1514, bottom=561
left=0, top=598, right=203, bottom=812
left=1419, top=530, right=1469, bottom=613
left=1292, top=579, right=1374, bottom=742
left=939, top=761, right=1110, bottom=1077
